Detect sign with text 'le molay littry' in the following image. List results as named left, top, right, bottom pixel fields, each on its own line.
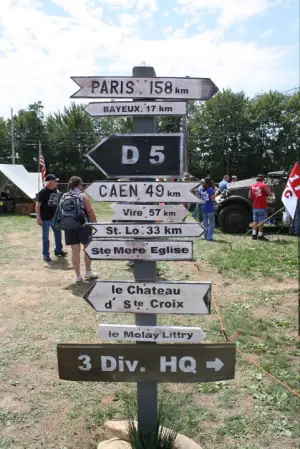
left=85, top=182, right=200, bottom=203
left=86, top=133, right=184, bottom=179
left=84, top=280, right=211, bottom=315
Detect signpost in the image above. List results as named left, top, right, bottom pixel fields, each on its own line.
left=57, top=343, right=236, bottom=382
left=98, top=324, right=206, bottom=343
left=84, top=280, right=211, bottom=314
left=85, top=239, right=193, bottom=261
left=86, top=133, right=184, bottom=179
left=85, top=181, right=200, bottom=203
left=71, top=76, right=219, bottom=100
left=84, top=101, right=187, bottom=117
left=90, top=222, right=204, bottom=238
left=110, top=204, right=189, bottom=222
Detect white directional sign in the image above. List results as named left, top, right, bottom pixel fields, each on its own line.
left=90, top=222, right=204, bottom=238
left=71, top=77, right=218, bottom=100
left=85, top=240, right=193, bottom=261
left=85, top=182, right=199, bottom=203
left=84, top=280, right=211, bottom=315
left=110, top=204, right=189, bottom=222
left=98, top=324, right=206, bottom=343
left=84, top=101, right=187, bottom=117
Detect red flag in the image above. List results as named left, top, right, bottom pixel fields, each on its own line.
left=281, top=162, right=300, bottom=219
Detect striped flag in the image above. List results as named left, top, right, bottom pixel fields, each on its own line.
left=39, top=142, right=46, bottom=183
left=281, top=162, right=300, bottom=219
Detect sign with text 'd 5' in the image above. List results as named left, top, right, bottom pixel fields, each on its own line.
left=85, top=240, right=193, bottom=261
left=86, top=133, right=183, bottom=178
left=84, top=101, right=187, bottom=117
left=98, top=324, right=206, bottom=343
left=57, top=343, right=236, bottom=383
left=90, top=222, right=204, bottom=238
left=84, top=280, right=211, bottom=315
left=85, top=182, right=199, bottom=203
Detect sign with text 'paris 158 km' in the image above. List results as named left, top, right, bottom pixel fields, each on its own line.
left=86, top=133, right=183, bottom=179
left=85, top=101, right=187, bottom=117
left=71, top=76, right=218, bottom=100
left=57, top=343, right=236, bottom=383
left=84, top=280, right=211, bottom=315
left=85, top=240, right=193, bottom=261
left=110, top=204, right=189, bottom=222
left=85, top=182, right=199, bottom=203
left=91, top=222, right=204, bottom=238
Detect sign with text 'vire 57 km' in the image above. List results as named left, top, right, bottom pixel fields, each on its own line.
left=71, top=77, right=218, bottom=100
left=85, top=101, right=187, bottom=117
left=110, top=204, right=189, bottom=222
left=85, top=240, right=193, bottom=261
left=57, top=343, right=236, bottom=383
left=84, top=280, right=211, bottom=315
left=86, top=133, right=183, bottom=179
left=85, top=182, right=199, bottom=203
left=91, top=222, right=204, bottom=238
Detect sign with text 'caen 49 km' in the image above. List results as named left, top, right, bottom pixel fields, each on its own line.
left=110, top=204, right=189, bottom=222
left=85, top=182, right=199, bottom=203
left=91, top=222, right=204, bottom=238
left=86, top=133, right=183, bottom=179
left=71, top=77, right=218, bottom=100
left=98, top=324, right=206, bottom=343
left=84, top=101, right=187, bottom=117
left=57, top=343, right=236, bottom=383
left=84, top=280, right=211, bottom=315
left=85, top=240, right=193, bottom=261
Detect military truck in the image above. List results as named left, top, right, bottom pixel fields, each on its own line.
left=215, top=171, right=288, bottom=234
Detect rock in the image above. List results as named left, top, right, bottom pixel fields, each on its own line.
left=104, top=420, right=203, bottom=449
left=97, top=437, right=132, bottom=448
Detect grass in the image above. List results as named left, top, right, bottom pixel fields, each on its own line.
left=0, top=206, right=299, bottom=449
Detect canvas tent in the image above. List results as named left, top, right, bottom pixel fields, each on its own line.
left=0, top=164, right=42, bottom=200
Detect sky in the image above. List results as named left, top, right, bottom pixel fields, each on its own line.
left=0, top=0, right=299, bottom=118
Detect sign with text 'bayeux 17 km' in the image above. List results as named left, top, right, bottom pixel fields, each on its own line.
left=110, top=204, right=189, bottom=222
left=98, top=325, right=206, bottom=343
left=84, top=101, right=187, bottom=117
left=84, top=280, right=211, bottom=315
left=71, top=77, right=218, bottom=100
left=57, top=343, right=236, bottom=383
left=85, top=240, right=193, bottom=261
left=85, top=182, right=199, bottom=203
left=91, top=222, right=204, bottom=238
left=86, top=133, right=183, bottom=179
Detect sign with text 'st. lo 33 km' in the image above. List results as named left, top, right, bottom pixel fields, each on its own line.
left=90, top=222, right=205, bottom=238
left=85, top=182, right=200, bottom=203
left=57, top=343, right=236, bottom=383
left=71, top=76, right=219, bottom=100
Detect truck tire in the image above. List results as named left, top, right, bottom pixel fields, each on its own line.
left=218, top=204, right=251, bottom=234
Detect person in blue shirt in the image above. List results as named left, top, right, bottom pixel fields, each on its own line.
left=218, top=175, right=230, bottom=194
left=198, top=177, right=216, bottom=241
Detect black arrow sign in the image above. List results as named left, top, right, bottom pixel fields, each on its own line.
left=86, top=133, right=183, bottom=179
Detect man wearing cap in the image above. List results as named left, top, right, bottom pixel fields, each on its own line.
left=36, top=174, right=67, bottom=261
left=248, top=174, right=272, bottom=241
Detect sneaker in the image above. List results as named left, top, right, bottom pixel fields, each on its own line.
left=258, top=235, right=269, bottom=241
left=55, top=250, right=68, bottom=257
left=252, top=234, right=257, bottom=240
left=85, top=271, right=98, bottom=280
left=75, top=275, right=83, bottom=283
left=43, top=256, right=52, bottom=262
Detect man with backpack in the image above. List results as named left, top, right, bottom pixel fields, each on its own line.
left=58, top=176, right=98, bottom=283
left=36, top=174, right=67, bottom=262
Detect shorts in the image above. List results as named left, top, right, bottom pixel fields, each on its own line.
left=65, top=225, right=92, bottom=246
left=253, top=208, right=267, bottom=223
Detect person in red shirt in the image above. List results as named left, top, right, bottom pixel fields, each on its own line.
left=248, top=175, right=272, bottom=241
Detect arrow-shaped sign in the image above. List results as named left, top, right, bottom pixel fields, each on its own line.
left=110, top=204, right=189, bottom=222
left=85, top=182, right=200, bottom=203
left=84, top=239, right=193, bottom=261
left=84, top=101, right=187, bottom=117
left=86, top=133, right=183, bottom=179
left=206, top=358, right=224, bottom=372
left=71, top=76, right=218, bottom=100
left=84, top=280, right=211, bottom=314
left=90, top=222, right=204, bottom=238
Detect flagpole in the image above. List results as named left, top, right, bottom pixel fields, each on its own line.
left=38, top=141, right=41, bottom=192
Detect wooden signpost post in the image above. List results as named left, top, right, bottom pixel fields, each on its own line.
left=58, top=63, right=236, bottom=445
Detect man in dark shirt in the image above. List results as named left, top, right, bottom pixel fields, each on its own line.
left=36, top=174, right=67, bottom=261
